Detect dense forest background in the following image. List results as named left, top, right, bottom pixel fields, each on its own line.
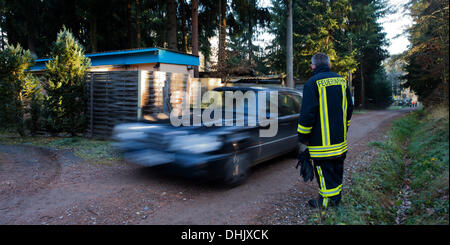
left=0, top=0, right=448, bottom=107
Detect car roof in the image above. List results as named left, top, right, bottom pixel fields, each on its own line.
left=213, top=86, right=301, bottom=94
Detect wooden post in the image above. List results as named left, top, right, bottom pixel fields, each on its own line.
left=164, top=74, right=172, bottom=113
left=137, top=70, right=143, bottom=120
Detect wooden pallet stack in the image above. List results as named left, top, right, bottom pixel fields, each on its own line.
left=85, top=71, right=139, bottom=138
left=85, top=71, right=222, bottom=138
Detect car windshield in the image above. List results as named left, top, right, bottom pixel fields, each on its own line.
left=190, top=90, right=269, bottom=116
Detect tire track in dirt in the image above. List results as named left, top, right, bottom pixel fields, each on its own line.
left=0, top=145, right=63, bottom=224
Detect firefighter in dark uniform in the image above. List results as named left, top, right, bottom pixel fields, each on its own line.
left=297, top=52, right=354, bottom=208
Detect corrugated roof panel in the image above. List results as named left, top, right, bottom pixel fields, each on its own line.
left=158, top=49, right=200, bottom=66
left=29, top=48, right=199, bottom=71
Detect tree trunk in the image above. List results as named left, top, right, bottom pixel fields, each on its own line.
left=15, top=91, right=25, bottom=137
left=286, top=0, right=294, bottom=88
left=348, top=39, right=352, bottom=88
left=181, top=0, right=188, bottom=53
left=247, top=0, right=254, bottom=64
left=192, top=0, right=199, bottom=77
left=360, top=61, right=365, bottom=107
left=248, top=18, right=252, bottom=64
left=90, top=16, right=98, bottom=52
left=135, top=0, right=141, bottom=48
left=25, top=3, right=36, bottom=56
left=27, top=33, right=36, bottom=56
left=1, top=25, right=4, bottom=50
left=218, top=0, right=227, bottom=78
left=167, top=0, right=178, bottom=51
left=127, top=0, right=133, bottom=48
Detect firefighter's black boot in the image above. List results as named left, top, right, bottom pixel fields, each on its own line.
left=308, top=199, right=321, bottom=208
left=308, top=197, right=339, bottom=209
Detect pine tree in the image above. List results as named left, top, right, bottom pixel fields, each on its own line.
left=43, top=27, right=91, bottom=136
left=268, top=0, right=358, bottom=80
left=348, top=0, right=388, bottom=107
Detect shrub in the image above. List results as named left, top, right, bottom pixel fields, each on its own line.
left=26, top=92, right=44, bottom=135
left=0, top=43, right=41, bottom=136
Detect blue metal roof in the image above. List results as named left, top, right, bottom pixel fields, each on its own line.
left=30, top=48, right=200, bottom=71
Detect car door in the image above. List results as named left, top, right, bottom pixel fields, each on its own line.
left=253, top=91, right=278, bottom=162
left=253, top=91, right=302, bottom=163
left=256, top=92, right=300, bottom=162
left=275, top=92, right=301, bottom=153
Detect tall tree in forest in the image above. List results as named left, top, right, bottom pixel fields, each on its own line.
left=2, top=0, right=176, bottom=55
left=1, top=0, right=46, bottom=56
left=268, top=0, right=358, bottom=80
left=266, top=0, right=287, bottom=74
left=0, top=0, right=221, bottom=62
left=167, top=0, right=178, bottom=50
left=218, top=0, right=228, bottom=76
left=135, top=0, right=142, bottom=48
left=348, top=0, right=388, bottom=107
left=180, top=0, right=189, bottom=53
left=192, top=0, right=199, bottom=77
left=140, top=0, right=170, bottom=48
left=127, top=0, right=133, bottom=48
left=226, top=0, right=271, bottom=75
left=196, top=0, right=220, bottom=70
left=87, top=4, right=99, bottom=52
left=403, top=0, right=449, bottom=105
left=286, top=0, right=293, bottom=88
left=267, top=0, right=389, bottom=107
left=228, top=0, right=270, bottom=62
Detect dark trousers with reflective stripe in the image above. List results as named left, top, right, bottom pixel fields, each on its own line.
left=313, top=153, right=346, bottom=208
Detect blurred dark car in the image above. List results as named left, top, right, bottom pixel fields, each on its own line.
left=113, top=86, right=302, bottom=186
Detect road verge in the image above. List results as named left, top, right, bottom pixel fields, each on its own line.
left=310, top=106, right=449, bottom=224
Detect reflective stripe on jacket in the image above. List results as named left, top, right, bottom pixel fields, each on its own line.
left=298, top=65, right=354, bottom=160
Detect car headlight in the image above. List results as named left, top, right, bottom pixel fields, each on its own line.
left=169, top=134, right=223, bottom=154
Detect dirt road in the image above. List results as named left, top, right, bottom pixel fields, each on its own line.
left=0, top=109, right=411, bottom=225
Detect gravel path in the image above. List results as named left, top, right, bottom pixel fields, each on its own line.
left=0, top=108, right=412, bottom=225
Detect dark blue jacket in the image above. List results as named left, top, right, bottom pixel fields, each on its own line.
left=297, top=65, right=353, bottom=160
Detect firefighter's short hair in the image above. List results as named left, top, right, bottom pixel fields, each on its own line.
left=311, top=52, right=330, bottom=66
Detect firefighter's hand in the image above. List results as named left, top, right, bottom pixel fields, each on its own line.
left=299, top=142, right=308, bottom=153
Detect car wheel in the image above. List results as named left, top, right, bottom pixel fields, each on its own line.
left=222, top=153, right=250, bottom=187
